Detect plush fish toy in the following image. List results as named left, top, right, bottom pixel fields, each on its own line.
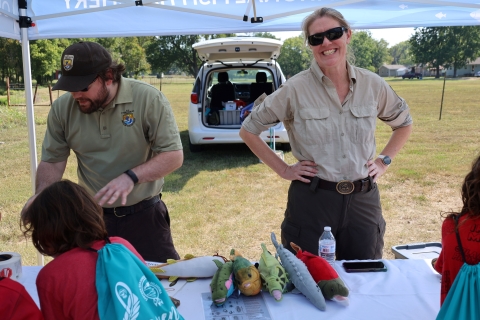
left=210, top=260, right=236, bottom=307
left=258, top=243, right=289, bottom=301
left=229, top=249, right=262, bottom=296
left=290, top=242, right=349, bottom=306
left=271, top=232, right=326, bottom=311
left=149, top=254, right=225, bottom=283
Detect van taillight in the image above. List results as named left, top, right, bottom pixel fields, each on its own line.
left=191, top=93, right=198, bottom=104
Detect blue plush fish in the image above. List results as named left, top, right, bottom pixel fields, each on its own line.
left=271, top=232, right=326, bottom=311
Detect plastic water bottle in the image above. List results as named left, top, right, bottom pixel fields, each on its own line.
left=319, top=226, right=336, bottom=266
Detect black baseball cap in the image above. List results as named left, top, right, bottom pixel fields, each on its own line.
left=52, top=41, right=112, bottom=92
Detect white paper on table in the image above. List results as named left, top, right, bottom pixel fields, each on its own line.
left=201, top=291, right=272, bottom=320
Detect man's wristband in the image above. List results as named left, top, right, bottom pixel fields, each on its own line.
left=124, top=169, right=139, bottom=185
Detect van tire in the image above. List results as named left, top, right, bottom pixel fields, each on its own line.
left=189, top=137, right=202, bottom=152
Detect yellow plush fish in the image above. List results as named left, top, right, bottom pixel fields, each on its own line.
left=229, top=249, right=262, bottom=296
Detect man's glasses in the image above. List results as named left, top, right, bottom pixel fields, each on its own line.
left=308, top=27, right=347, bottom=46
left=80, top=76, right=98, bottom=92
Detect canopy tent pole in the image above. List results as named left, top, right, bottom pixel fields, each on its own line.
left=18, top=0, right=44, bottom=266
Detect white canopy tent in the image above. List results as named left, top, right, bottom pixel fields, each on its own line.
left=3, top=0, right=480, bottom=40
left=2, top=0, right=480, bottom=265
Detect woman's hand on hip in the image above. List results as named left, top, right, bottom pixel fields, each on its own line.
left=282, top=160, right=318, bottom=183
left=367, top=159, right=388, bottom=182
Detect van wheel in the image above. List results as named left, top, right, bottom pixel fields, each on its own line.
left=280, top=143, right=291, bottom=152
left=189, top=138, right=202, bottom=152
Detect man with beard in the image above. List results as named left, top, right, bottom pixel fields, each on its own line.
left=35, top=41, right=184, bottom=263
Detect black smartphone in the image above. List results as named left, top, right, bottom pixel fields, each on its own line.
left=342, top=261, right=387, bottom=273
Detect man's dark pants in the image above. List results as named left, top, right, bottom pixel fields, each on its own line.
left=103, top=196, right=180, bottom=262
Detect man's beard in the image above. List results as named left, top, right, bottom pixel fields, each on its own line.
left=76, top=82, right=110, bottom=114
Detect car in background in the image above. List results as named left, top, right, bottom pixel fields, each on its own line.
left=402, top=72, right=423, bottom=79
left=188, top=37, right=290, bottom=152
left=475, top=71, right=480, bottom=77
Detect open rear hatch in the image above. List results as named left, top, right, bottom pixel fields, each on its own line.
left=193, top=37, right=283, bottom=62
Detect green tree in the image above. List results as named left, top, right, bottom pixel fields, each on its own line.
left=0, top=38, right=22, bottom=82
left=30, top=39, right=70, bottom=85
left=349, top=31, right=376, bottom=72
left=442, top=26, right=480, bottom=77
left=253, top=32, right=280, bottom=40
left=349, top=31, right=392, bottom=72
left=95, top=37, right=123, bottom=63
left=389, top=41, right=413, bottom=65
left=277, top=36, right=312, bottom=78
left=372, top=39, right=392, bottom=72
left=145, top=34, right=235, bottom=77
left=410, top=27, right=452, bottom=78
left=146, top=35, right=201, bottom=77
left=117, top=37, right=150, bottom=78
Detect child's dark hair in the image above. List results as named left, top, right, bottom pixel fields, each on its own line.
left=459, top=154, right=480, bottom=217
left=20, top=180, right=108, bottom=256
left=444, top=154, right=480, bottom=222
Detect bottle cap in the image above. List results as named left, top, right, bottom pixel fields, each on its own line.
left=324, top=226, right=331, bottom=231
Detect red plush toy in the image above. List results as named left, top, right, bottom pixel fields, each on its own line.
left=290, top=242, right=349, bottom=306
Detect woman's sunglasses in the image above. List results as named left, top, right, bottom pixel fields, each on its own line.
left=308, top=27, right=347, bottom=46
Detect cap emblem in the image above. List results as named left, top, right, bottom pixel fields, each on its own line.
left=63, top=55, right=74, bottom=71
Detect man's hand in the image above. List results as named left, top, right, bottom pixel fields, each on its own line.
left=94, top=173, right=135, bottom=207
left=367, top=158, right=388, bottom=182
left=281, top=160, right=318, bottom=183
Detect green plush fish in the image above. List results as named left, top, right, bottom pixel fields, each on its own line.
left=210, top=260, right=236, bottom=307
left=258, top=243, right=289, bottom=301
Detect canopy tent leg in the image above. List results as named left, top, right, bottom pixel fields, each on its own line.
left=19, top=0, right=44, bottom=267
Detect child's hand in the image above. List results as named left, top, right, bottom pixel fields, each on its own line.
left=431, top=257, right=438, bottom=269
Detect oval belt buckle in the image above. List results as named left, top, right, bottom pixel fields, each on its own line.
left=336, top=180, right=354, bottom=195
left=114, top=207, right=126, bottom=218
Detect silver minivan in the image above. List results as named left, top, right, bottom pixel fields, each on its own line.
left=188, top=37, right=290, bottom=152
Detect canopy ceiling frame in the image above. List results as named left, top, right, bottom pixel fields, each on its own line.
left=4, top=0, right=480, bottom=266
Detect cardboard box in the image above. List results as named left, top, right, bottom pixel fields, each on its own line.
left=391, top=242, right=442, bottom=259
left=219, top=110, right=241, bottom=125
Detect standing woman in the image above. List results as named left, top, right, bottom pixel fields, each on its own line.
left=240, top=7, right=412, bottom=260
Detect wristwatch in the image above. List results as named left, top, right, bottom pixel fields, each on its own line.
left=124, top=169, right=139, bottom=184
left=378, top=155, right=392, bottom=166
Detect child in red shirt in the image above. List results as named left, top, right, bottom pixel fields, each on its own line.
left=0, top=210, right=43, bottom=320
left=434, top=154, right=480, bottom=305
left=20, top=180, right=145, bottom=320
left=0, top=277, right=43, bottom=320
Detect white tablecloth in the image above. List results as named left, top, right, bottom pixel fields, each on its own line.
left=18, top=266, right=42, bottom=307
left=21, top=259, right=441, bottom=319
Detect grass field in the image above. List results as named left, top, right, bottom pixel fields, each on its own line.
left=1, top=76, right=479, bottom=265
